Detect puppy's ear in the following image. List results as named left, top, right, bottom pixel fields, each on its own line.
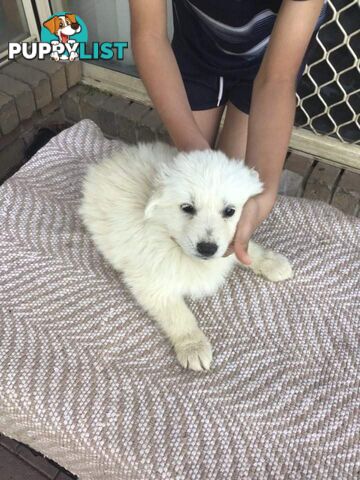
left=43, top=17, right=58, bottom=34
left=144, top=163, right=171, bottom=219
left=66, top=14, right=77, bottom=24
left=248, top=168, right=264, bottom=197
left=237, top=166, right=263, bottom=202
left=144, top=189, right=165, bottom=219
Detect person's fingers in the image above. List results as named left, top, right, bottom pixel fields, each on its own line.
left=233, top=206, right=256, bottom=264
left=234, top=240, right=252, bottom=265
left=231, top=193, right=274, bottom=265
left=223, top=242, right=234, bottom=257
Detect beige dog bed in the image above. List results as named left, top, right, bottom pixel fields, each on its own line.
left=0, top=120, right=359, bottom=479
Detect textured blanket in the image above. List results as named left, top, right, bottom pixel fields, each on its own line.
left=0, top=120, right=359, bottom=480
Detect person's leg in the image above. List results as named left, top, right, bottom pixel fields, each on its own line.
left=172, top=56, right=227, bottom=148
left=192, top=105, right=225, bottom=148
left=217, top=0, right=327, bottom=161
left=216, top=101, right=249, bottom=159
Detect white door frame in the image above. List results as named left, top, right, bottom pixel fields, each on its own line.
left=33, top=0, right=52, bottom=23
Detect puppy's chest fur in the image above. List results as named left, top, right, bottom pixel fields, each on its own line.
left=160, top=252, right=235, bottom=299
left=187, top=259, right=236, bottom=299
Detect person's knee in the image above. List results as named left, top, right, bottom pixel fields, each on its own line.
left=192, top=107, right=225, bottom=148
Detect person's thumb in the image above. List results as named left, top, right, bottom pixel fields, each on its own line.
left=233, top=216, right=254, bottom=265
left=234, top=238, right=251, bottom=265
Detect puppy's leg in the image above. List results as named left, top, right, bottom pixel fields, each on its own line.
left=237, top=240, right=293, bottom=282
left=128, top=283, right=212, bottom=371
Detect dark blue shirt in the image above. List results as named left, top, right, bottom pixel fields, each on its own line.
left=172, top=0, right=327, bottom=74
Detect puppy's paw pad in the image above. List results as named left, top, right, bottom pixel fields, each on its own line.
left=260, top=252, right=293, bottom=282
left=175, top=331, right=213, bottom=372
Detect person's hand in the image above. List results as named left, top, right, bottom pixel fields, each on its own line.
left=224, top=191, right=277, bottom=264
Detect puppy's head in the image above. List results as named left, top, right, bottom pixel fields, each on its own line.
left=145, top=149, right=263, bottom=259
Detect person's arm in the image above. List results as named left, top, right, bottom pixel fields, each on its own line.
left=231, top=0, right=325, bottom=264
left=129, top=0, right=209, bottom=151
left=246, top=0, right=324, bottom=195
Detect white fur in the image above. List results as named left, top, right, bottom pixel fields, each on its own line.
left=79, top=142, right=293, bottom=371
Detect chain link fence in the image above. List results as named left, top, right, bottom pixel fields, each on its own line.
left=295, top=0, right=359, bottom=148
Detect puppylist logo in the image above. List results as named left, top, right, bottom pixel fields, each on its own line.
left=8, top=12, right=128, bottom=62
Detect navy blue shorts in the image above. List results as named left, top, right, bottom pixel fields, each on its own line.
left=172, top=0, right=326, bottom=114
left=172, top=30, right=320, bottom=114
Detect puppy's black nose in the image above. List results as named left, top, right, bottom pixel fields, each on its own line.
left=197, top=242, right=218, bottom=257
left=71, top=22, right=80, bottom=29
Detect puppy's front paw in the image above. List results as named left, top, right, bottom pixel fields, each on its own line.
left=259, top=251, right=294, bottom=282
left=174, top=330, right=213, bottom=372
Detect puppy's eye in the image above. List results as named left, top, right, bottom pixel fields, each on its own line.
left=59, top=22, right=64, bottom=27
left=223, top=206, right=235, bottom=218
left=181, top=203, right=196, bottom=215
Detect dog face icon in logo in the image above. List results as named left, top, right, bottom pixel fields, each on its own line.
left=42, top=13, right=87, bottom=62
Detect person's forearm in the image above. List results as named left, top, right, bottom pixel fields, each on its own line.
left=132, top=33, right=208, bottom=151
left=245, top=76, right=296, bottom=197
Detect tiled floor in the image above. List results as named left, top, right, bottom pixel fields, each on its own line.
left=284, top=152, right=360, bottom=217
left=0, top=153, right=359, bottom=479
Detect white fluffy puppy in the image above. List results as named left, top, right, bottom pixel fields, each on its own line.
left=80, top=142, right=293, bottom=371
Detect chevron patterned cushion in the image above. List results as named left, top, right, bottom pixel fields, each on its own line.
left=0, top=120, right=359, bottom=479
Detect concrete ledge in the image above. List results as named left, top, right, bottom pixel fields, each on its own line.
left=17, top=58, right=67, bottom=99
left=60, top=85, right=88, bottom=123
left=0, top=74, right=35, bottom=121
left=118, top=101, right=150, bottom=143
left=61, top=85, right=172, bottom=145
left=2, top=63, right=52, bottom=110
left=0, top=93, right=19, bottom=135
left=100, top=95, right=131, bottom=137
left=65, top=61, right=82, bottom=88
left=138, top=108, right=163, bottom=142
